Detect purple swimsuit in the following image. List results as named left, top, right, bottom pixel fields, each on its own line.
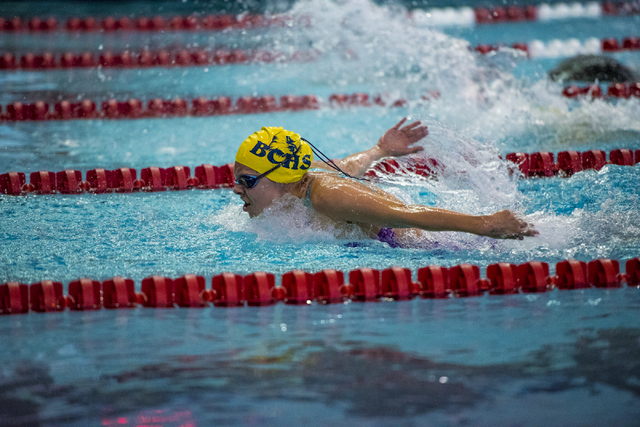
left=377, top=227, right=401, bottom=248
left=305, top=178, right=402, bottom=248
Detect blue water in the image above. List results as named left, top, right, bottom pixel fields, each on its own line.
left=2, top=288, right=640, bottom=426
left=1, top=1, right=640, bottom=425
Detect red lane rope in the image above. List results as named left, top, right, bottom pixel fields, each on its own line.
left=0, top=2, right=638, bottom=35
left=562, top=82, right=640, bottom=98
left=0, top=48, right=320, bottom=71
left=0, top=164, right=235, bottom=196
left=0, top=91, right=426, bottom=123
left=505, top=149, right=640, bottom=178
left=0, top=35, right=638, bottom=73
left=1, top=257, right=638, bottom=313
left=364, top=148, right=639, bottom=183
left=0, top=13, right=305, bottom=33
left=1, top=147, right=637, bottom=197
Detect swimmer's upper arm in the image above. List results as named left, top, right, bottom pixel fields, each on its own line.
left=310, top=159, right=366, bottom=176
left=309, top=178, right=487, bottom=234
left=310, top=160, right=333, bottom=171
left=311, top=151, right=384, bottom=177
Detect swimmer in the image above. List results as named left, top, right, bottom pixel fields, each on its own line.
left=233, top=119, right=537, bottom=245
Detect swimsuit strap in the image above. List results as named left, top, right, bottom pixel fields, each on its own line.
left=302, top=177, right=315, bottom=208
left=305, top=177, right=314, bottom=199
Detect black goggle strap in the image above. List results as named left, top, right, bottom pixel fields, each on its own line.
left=301, top=138, right=369, bottom=182
left=254, top=162, right=283, bottom=180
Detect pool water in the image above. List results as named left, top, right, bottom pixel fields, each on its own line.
left=1, top=0, right=640, bottom=425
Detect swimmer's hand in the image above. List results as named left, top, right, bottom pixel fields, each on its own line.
left=325, top=118, right=429, bottom=177
left=376, top=117, right=428, bottom=158
left=481, top=210, right=538, bottom=240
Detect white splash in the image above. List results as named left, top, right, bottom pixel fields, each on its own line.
left=269, top=0, right=640, bottom=143
left=209, top=194, right=368, bottom=244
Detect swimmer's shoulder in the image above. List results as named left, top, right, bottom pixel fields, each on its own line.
left=305, top=171, right=378, bottom=206
left=306, top=171, right=402, bottom=209
left=306, top=171, right=352, bottom=190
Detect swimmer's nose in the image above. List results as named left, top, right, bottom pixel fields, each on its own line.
left=232, top=182, right=244, bottom=195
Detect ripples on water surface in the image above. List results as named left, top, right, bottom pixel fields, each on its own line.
left=0, top=0, right=639, bottom=425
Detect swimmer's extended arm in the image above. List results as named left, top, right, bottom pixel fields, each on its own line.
left=310, top=177, right=537, bottom=239
left=311, top=118, right=428, bottom=177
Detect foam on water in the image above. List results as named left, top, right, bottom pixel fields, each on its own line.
left=265, top=0, right=640, bottom=144
left=372, top=123, right=522, bottom=211
left=210, top=193, right=368, bottom=244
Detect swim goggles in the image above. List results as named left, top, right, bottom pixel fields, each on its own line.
left=235, top=163, right=281, bottom=189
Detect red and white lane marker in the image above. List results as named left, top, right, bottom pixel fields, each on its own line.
left=2, top=35, right=636, bottom=73
left=474, top=35, right=640, bottom=58
left=412, top=1, right=638, bottom=27
left=0, top=2, right=637, bottom=35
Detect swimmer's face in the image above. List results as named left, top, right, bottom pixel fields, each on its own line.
left=233, top=163, right=288, bottom=218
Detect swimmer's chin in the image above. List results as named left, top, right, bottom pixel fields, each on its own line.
left=243, top=202, right=259, bottom=218
left=245, top=208, right=258, bottom=218
left=246, top=206, right=268, bottom=219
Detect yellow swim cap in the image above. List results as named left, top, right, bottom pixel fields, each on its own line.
left=235, top=126, right=313, bottom=184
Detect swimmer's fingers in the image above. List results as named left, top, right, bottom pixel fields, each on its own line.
left=400, top=120, right=422, bottom=131
left=517, top=219, right=539, bottom=236
left=405, top=126, right=428, bottom=138
left=404, top=124, right=429, bottom=145
left=402, top=125, right=429, bottom=135
left=402, top=121, right=428, bottom=136
left=391, top=117, right=408, bottom=130
left=504, top=226, right=538, bottom=239
left=488, top=211, right=538, bottom=239
left=507, top=230, right=538, bottom=239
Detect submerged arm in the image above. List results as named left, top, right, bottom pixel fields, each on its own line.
left=311, top=118, right=428, bottom=177
left=310, top=177, right=537, bottom=239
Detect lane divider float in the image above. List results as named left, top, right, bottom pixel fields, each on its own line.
left=412, top=1, right=638, bottom=27
left=505, top=148, right=639, bottom=177
left=562, top=82, right=640, bottom=98
left=1, top=35, right=637, bottom=73
left=0, top=91, right=428, bottom=123
left=0, top=164, right=235, bottom=196
left=2, top=147, right=637, bottom=197
left=0, top=13, right=305, bottom=33
left=365, top=148, right=638, bottom=182
left=0, top=48, right=320, bottom=71
left=1, top=257, right=638, bottom=314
